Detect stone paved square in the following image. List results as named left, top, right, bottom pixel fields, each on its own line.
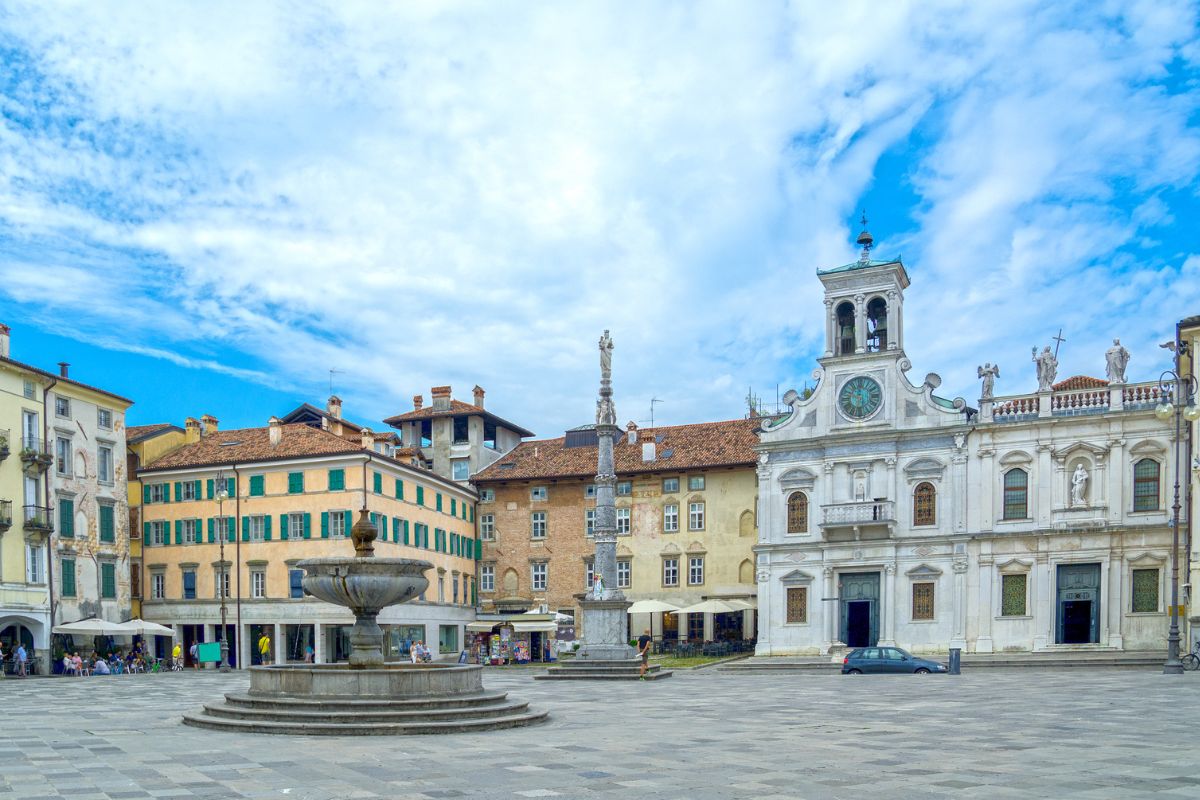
left=2, top=668, right=1198, bottom=798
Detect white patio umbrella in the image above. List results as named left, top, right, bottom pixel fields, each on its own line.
left=675, top=599, right=744, bottom=615
left=52, top=617, right=129, bottom=636
left=626, top=599, right=681, bottom=614
left=116, top=619, right=175, bottom=637
left=723, top=598, right=757, bottom=611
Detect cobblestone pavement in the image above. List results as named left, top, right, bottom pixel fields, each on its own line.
left=2, top=668, right=1199, bottom=799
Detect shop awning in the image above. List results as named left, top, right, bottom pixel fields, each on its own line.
left=466, top=621, right=497, bottom=632
left=511, top=621, right=558, bottom=633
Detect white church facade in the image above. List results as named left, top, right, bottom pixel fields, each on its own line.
left=754, top=226, right=1176, bottom=656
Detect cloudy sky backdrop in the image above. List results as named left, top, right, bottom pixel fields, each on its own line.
left=1, top=1, right=1198, bottom=437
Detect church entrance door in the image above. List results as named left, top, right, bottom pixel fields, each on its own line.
left=839, top=572, right=880, bottom=647
left=1056, top=563, right=1100, bottom=644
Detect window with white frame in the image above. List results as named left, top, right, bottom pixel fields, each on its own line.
left=22, top=379, right=34, bottom=399
left=180, top=480, right=198, bottom=501
left=531, top=511, right=547, bottom=539
left=148, top=483, right=166, bottom=504
left=182, top=519, right=201, bottom=544
left=97, top=408, right=113, bottom=429
left=688, top=475, right=705, bottom=491
left=531, top=562, right=547, bottom=591
left=688, top=501, right=705, bottom=531
left=585, top=508, right=595, bottom=537
left=616, top=507, right=630, bottom=534
left=663, top=503, right=679, bottom=532
left=55, top=436, right=71, bottom=475
left=251, top=570, right=266, bottom=598
left=480, top=564, right=495, bottom=592
left=98, top=445, right=113, bottom=483
left=480, top=513, right=495, bottom=540
left=617, top=559, right=631, bottom=588
left=289, top=513, right=305, bottom=540
left=151, top=572, right=165, bottom=599
left=585, top=560, right=595, bottom=588
left=150, top=520, right=167, bottom=546
left=215, top=568, right=230, bottom=598
left=688, top=556, right=704, bottom=585
left=531, top=486, right=548, bottom=501
left=55, top=395, right=70, bottom=418
left=480, top=488, right=495, bottom=502
left=329, top=511, right=346, bottom=538
left=662, top=558, right=679, bottom=586
left=452, top=460, right=470, bottom=481
left=26, top=543, right=44, bottom=583
left=584, top=484, right=596, bottom=498
left=662, top=477, right=679, bottom=493
left=249, top=515, right=266, bottom=542
left=617, top=481, right=632, bottom=496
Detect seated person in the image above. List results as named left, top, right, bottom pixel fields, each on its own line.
left=71, top=653, right=84, bottom=676
left=93, top=657, right=110, bottom=675
left=62, top=654, right=74, bottom=675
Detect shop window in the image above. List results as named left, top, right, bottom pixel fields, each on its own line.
left=439, top=624, right=459, bottom=654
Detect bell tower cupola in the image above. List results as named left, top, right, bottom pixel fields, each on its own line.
left=818, top=213, right=910, bottom=359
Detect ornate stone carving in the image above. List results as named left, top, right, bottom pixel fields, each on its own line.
left=977, top=363, right=999, bottom=399
left=1070, top=463, right=1089, bottom=507
left=1032, top=345, right=1058, bottom=392
left=1105, top=338, right=1130, bottom=384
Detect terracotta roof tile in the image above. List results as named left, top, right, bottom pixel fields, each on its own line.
left=473, top=418, right=758, bottom=482
left=1052, top=375, right=1108, bottom=391
left=127, top=423, right=182, bottom=443
left=383, top=399, right=535, bottom=437
left=142, top=423, right=362, bottom=471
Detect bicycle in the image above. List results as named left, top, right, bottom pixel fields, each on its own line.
left=1183, top=640, right=1200, bottom=671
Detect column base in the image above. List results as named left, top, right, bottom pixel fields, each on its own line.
left=974, top=636, right=993, bottom=654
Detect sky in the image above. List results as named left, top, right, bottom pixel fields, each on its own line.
left=1, top=1, right=1198, bottom=439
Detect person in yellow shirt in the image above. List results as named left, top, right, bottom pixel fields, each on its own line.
left=257, top=632, right=272, bottom=665
left=171, top=642, right=182, bottom=671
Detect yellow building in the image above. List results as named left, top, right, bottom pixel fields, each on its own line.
left=126, top=423, right=188, bottom=619
left=138, top=414, right=479, bottom=667
left=473, top=418, right=759, bottom=645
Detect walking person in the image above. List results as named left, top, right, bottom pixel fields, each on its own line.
left=637, top=629, right=652, bottom=680
left=171, top=641, right=182, bottom=671
left=188, top=641, right=199, bottom=670
left=257, top=631, right=272, bottom=665
left=0, top=641, right=5, bottom=679
left=16, top=642, right=28, bottom=677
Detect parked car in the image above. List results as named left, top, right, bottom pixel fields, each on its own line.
left=841, top=646, right=948, bottom=674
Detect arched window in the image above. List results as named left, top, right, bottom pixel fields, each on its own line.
left=787, top=491, right=809, bottom=534
left=836, top=301, right=856, bottom=355
left=1133, top=459, right=1160, bottom=512
left=866, top=297, right=888, bottom=352
left=1003, top=469, right=1028, bottom=520
left=913, top=482, right=936, bottom=526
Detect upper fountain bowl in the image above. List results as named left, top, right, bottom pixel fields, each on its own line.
left=297, top=557, right=432, bottom=614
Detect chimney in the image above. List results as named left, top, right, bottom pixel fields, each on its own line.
left=184, top=417, right=202, bottom=444
left=413, top=394, right=424, bottom=411
left=431, top=385, right=452, bottom=411
left=200, top=414, right=218, bottom=436
left=268, top=416, right=282, bottom=446
left=0, top=323, right=10, bottom=359
left=625, top=421, right=638, bottom=444
left=326, top=395, right=342, bottom=419
left=361, top=427, right=374, bottom=451
left=472, top=385, right=485, bottom=409
left=642, top=441, right=656, bottom=462
left=58, top=361, right=70, bottom=378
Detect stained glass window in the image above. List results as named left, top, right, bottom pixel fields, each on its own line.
left=1001, top=574, right=1027, bottom=616
left=787, top=492, right=808, bottom=534
left=912, top=582, right=935, bottom=620
left=1003, top=469, right=1028, bottom=520
left=1133, top=459, right=1159, bottom=512
left=914, top=482, right=936, bottom=526
left=786, top=587, right=807, bottom=624
left=1131, top=568, right=1159, bottom=612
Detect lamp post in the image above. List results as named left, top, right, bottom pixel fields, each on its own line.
left=1154, top=337, right=1199, bottom=675
left=215, top=470, right=231, bottom=673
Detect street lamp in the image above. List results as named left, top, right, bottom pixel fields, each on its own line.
left=215, top=470, right=231, bottom=673
left=1154, top=345, right=1199, bottom=675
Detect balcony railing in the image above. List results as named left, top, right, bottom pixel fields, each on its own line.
left=990, top=380, right=1163, bottom=423
left=821, top=500, right=896, bottom=527
left=23, top=505, right=53, bottom=532
left=0, top=499, right=11, bottom=530
left=19, top=436, right=52, bottom=473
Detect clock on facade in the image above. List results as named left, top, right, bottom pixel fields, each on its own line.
left=838, top=376, right=883, bottom=420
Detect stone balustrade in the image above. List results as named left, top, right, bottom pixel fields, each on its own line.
left=986, top=381, right=1160, bottom=423
left=821, top=500, right=896, bottom=526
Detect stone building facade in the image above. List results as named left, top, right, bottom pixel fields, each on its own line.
left=474, top=419, right=759, bottom=641
left=755, top=229, right=1177, bottom=657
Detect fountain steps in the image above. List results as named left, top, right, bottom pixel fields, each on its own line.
left=223, top=689, right=514, bottom=711
left=536, top=661, right=673, bottom=680
left=202, top=697, right=529, bottom=723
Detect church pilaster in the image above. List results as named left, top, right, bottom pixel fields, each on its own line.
left=853, top=293, right=867, bottom=354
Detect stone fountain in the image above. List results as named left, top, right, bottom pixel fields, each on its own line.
left=183, top=510, right=546, bottom=735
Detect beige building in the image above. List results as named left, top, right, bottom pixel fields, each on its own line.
left=473, top=418, right=759, bottom=644
left=138, top=414, right=479, bottom=667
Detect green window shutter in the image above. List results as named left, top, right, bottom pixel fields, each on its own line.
left=469, top=506, right=475, bottom=523
left=206, top=479, right=214, bottom=499
left=395, top=478, right=403, bottom=500
left=59, top=499, right=74, bottom=538
left=416, top=486, right=424, bottom=506
left=288, top=472, right=303, bottom=494
left=370, top=512, right=378, bottom=531
left=425, top=526, right=431, bottom=549
left=143, top=522, right=151, bottom=546
left=241, top=516, right=250, bottom=541
left=174, top=481, right=182, bottom=501
left=227, top=517, right=236, bottom=542
left=475, top=538, right=482, bottom=560
left=392, top=518, right=399, bottom=542
left=279, top=514, right=289, bottom=540
left=328, top=469, right=345, bottom=491
left=373, top=472, right=382, bottom=494
left=174, top=519, right=183, bottom=545
left=303, top=513, right=312, bottom=539
left=142, top=484, right=151, bottom=504
left=436, top=493, right=443, bottom=512
left=227, top=477, right=236, bottom=497
left=194, top=480, right=202, bottom=499
left=249, top=475, right=264, bottom=497
left=451, top=532, right=458, bottom=554
left=321, top=512, right=330, bottom=538
left=402, top=520, right=409, bottom=545
left=343, top=510, right=351, bottom=534
left=62, top=559, right=76, bottom=597
left=381, top=515, right=388, bottom=541
left=101, top=563, right=115, bottom=599
left=207, top=517, right=215, bottom=543
left=99, top=505, right=114, bottom=542
left=263, top=515, right=272, bottom=540
left=451, top=498, right=457, bottom=517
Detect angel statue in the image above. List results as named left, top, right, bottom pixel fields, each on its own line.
left=977, top=363, right=1000, bottom=400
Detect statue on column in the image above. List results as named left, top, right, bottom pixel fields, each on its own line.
left=1070, top=463, right=1089, bottom=507
left=599, top=330, right=613, bottom=381
left=977, top=363, right=1000, bottom=400
left=1032, top=345, right=1058, bottom=392
left=1105, top=338, right=1131, bottom=384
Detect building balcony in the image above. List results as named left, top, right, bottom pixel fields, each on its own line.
left=19, top=437, right=52, bottom=474
left=0, top=499, right=11, bottom=531
left=820, top=500, right=896, bottom=539
left=23, top=505, right=53, bottom=535
left=0, top=429, right=10, bottom=462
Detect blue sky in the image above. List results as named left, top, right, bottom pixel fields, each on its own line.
left=1, top=1, right=1198, bottom=438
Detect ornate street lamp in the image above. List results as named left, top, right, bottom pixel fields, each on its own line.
left=215, top=470, right=231, bottom=673
left=1154, top=343, right=1199, bottom=675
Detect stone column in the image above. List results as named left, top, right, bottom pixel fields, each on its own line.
left=854, top=294, right=866, bottom=354
left=1108, top=439, right=1124, bottom=526
left=703, top=613, right=714, bottom=642
left=976, top=553, right=994, bottom=653
left=1107, top=548, right=1124, bottom=649
left=1032, top=554, right=1051, bottom=650
left=880, top=563, right=897, bottom=646
left=754, top=561, right=771, bottom=654
left=885, top=289, right=898, bottom=350
left=1037, top=444, right=1053, bottom=529
left=823, top=298, right=835, bottom=357
left=313, top=622, right=324, bottom=664
left=274, top=623, right=284, bottom=665
left=951, top=560, right=968, bottom=651
left=951, top=447, right=968, bottom=534
left=823, top=566, right=837, bottom=652
left=678, top=612, right=689, bottom=643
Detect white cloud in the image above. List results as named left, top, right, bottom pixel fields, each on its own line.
left=0, top=0, right=1197, bottom=433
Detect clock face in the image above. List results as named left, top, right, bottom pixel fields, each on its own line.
left=838, top=376, right=883, bottom=420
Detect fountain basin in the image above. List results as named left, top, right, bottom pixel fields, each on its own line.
left=298, top=556, right=431, bottom=611
left=249, top=662, right=482, bottom=698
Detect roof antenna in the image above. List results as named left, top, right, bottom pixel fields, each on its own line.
left=856, top=210, right=873, bottom=263
left=649, top=397, right=662, bottom=428
left=329, top=368, right=344, bottom=396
